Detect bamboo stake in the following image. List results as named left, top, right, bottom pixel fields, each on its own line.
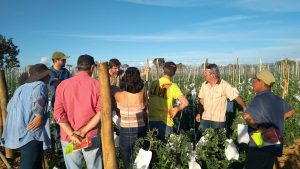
left=0, top=70, right=14, bottom=159
left=145, top=58, right=150, bottom=99
left=203, top=58, right=208, bottom=74
left=98, top=63, right=118, bottom=169
left=237, top=57, right=240, bottom=85
left=155, top=59, right=159, bottom=80
left=296, top=60, right=299, bottom=80
left=146, top=58, right=149, bottom=82
left=259, top=58, right=262, bottom=72
left=282, top=59, right=289, bottom=99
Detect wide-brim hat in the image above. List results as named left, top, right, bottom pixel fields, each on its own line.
left=25, top=64, right=50, bottom=83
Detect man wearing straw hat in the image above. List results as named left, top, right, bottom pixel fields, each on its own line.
left=243, top=70, right=295, bottom=169
left=54, top=54, right=102, bottom=169
left=2, top=63, right=51, bottom=169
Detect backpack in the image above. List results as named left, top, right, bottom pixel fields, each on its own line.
left=149, top=80, right=172, bottom=99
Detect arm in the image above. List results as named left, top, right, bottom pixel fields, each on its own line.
left=75, top=111, right=101, bottom=138
left=284, top=109, right=295, bottom=120
left=59, top=122, right=81, bottom=143
left=243, top=112, right=258, bottom=129
left=235, top=96, right=247, bottom=111
left=169, top=95, right=189, bottom=118
left=27, top=84, right=48, bottom=131
left=195, top=98, right=204, bottom=122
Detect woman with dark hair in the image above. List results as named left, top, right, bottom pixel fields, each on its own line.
left=113, top=67, right=147, bottom=169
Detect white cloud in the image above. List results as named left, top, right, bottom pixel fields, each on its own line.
left=118, top=0, right=210, bottom=7
left=232, top=0, right=300, bottom=12
left=152, top=39, right=300, bottom=65
left=200, top=15, right=256, bottom=25
left=120, top=0, right=300, bottom=12
left=63, top=32, right=219, bottom=42
left=40, top=57, right=50, bottom=65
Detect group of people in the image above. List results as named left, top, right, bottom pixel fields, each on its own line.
left=0, top=51, right=296, bottom=169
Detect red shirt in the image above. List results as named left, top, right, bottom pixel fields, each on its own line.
left=54, top=71, right=101, bottom=141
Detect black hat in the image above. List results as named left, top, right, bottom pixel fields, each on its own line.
left=163, top=61, right=177, bottom=76
left=77, top=54, right=95, bottom=67
left=25, top=64, right=50, bottom=83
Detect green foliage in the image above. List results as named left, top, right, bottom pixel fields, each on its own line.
left=0, top=34, right=20, bottom=69
left=132, top=130, right=190, bottom=169
left=195, top=129, right=245, bottom=169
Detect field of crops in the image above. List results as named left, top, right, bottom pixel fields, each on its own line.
left=1, top=59, right=300, bottom=169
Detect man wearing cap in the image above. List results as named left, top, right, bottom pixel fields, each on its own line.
left=243, top=70, right=295, bottom=169
left=2, top=64, right=51, bottom=169
left=148, top=61, right=189, bottom=141
left=195, top=63, right=247, bottom=140
left=54, top=54, right=102, bottom=169
left=49, top=51, right=71, bottom=152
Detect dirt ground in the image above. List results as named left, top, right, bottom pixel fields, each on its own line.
left=274, top=139, right=300, bottom=169
left=1, top=139, right=300, bottom=169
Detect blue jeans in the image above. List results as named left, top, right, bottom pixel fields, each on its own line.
left=196, top=120, right=225, bottom=141
left=119, top=126, right=146, bottom=169
left=61, top=135, right=102, bottom=169
left=149, top=121, right=172, bottom=142
left=20, top=140, right=43, bottom=169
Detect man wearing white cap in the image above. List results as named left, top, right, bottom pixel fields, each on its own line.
left=243, top=70, right=295, bottom=169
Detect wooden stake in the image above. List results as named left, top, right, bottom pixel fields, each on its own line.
left=97, top=63, right=118, bottom=169
left=0, top=70, right=14, bottom=159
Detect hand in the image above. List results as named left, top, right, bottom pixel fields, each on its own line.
left=195, top=114, right=201, bottom=122
left=73, top=130, right=86, bottom=138
left=168, top=107, right=178, bottom=118
left=69, top=133, right=82, bottom=144
left=73, top=127, right=88, bottom=138
left=27, top=115, right=43, bottom=131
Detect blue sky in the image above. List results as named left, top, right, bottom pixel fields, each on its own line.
left=1, top=0, right=300, bottom=68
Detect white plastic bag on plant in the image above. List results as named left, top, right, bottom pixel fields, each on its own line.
left=134, top=148, right=152, bottom=169
left=188, top=161, right=201, bottom=169
left=114, top=132, right=119, bottom=147
left=188, top=150, right=201, bottom=169
left=112, top=110, right=121, bottom=127
left=237, top=124, right=249, bottom=144
left=196, top=135, right=207, bottom=146
left=225, top=139, right=239, bottom=160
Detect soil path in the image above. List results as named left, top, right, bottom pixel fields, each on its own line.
left=274, top=138, right=300, bottom=169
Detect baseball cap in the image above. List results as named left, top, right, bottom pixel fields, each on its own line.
left=255, top=70, right=275, bottom=86
left=51, top=51, right=70, bottom=60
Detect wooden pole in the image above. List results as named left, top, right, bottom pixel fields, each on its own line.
left=97, top=63, right=118, bottom=169
left=0, top=70, right=14, bottom=159
left=237, top=57, right=240, bottom=85
left=282, top=59, right=289, bottom=99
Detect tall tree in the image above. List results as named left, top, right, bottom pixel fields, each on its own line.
left=0, top=35, right=20, bottom=69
